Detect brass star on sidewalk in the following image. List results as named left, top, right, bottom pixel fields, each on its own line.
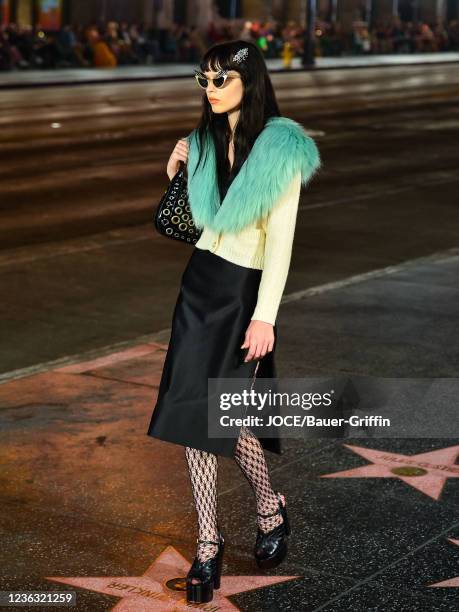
left=429, top=539, right=459, bottom=588
left=47, top=545, right=300, bottom=610
left=321, top=444, right=459, bottom=500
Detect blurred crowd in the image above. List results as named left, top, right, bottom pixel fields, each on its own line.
left=1, top=16, right=459, bottom=70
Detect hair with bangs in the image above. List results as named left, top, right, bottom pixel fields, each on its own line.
left=190, top=40, right=281, bottom=199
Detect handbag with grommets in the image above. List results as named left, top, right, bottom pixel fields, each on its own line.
left=154, top=161, right=202, bottom=245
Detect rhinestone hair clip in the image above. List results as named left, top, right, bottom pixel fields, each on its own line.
left=233, top=47, right=248, bottom=64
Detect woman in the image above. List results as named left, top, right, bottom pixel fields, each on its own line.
left=147, top=40, right=321, bottom=604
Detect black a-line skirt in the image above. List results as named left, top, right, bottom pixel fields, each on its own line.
left=147, top=247, right=282, bottom=458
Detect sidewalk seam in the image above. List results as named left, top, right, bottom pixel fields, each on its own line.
left=1, top=246, right=458, bottom=385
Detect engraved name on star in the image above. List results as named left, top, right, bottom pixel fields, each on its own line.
left=47, top=545, right=300, bottom=610
left=321, top=444, right=459, bottom=500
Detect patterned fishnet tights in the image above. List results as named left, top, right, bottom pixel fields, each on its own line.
left=185, top=426, right=283, bottom=563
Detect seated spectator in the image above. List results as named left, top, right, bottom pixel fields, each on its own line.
left=33, top=26, right=60, bottom=68
left=56, top=25, right=89, bottom=67
left=128, top=22, right=157, bottom=63
left=447, top=20, right=459, bottom=50
left=417, top=22, right=436, bottom=52
left=87, top=27, right=116, bottom=67
left=433, top=20, right=448, bottom=52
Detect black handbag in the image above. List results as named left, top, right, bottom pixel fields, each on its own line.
left=154, top=161, right=202, bottom=245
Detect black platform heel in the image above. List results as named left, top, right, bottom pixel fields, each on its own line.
left=186, top=531, right=225, bottom=604
left=254, top=492, right=291, bottom=570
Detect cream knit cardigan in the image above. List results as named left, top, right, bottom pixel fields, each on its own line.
left=194, top=169, right=301, bottom=326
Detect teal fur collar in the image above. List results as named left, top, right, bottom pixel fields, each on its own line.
left=186, top=116, right=322, bottom=234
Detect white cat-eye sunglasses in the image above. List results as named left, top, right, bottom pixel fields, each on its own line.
left=194, top=69, right=241, bottom=90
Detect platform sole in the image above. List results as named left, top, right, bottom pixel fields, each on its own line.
left=255, top=540, right=288, bottom=570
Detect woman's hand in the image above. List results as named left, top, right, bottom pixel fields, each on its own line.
left=166, top=138, right=189, bottom=181
left=241, top=320, right=275, bottom=362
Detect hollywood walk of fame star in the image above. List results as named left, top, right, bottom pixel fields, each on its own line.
left=47, top=545, right=300, bottom=611
left=321, top=444, right=459, bottom=500
left=429, top=539, right=459, bottom=588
